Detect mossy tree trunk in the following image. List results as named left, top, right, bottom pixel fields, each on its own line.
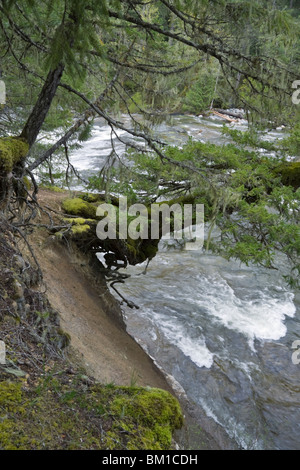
left=0, top=137, right=29, bottom=210
left=0, top=63, right=65, bottom=209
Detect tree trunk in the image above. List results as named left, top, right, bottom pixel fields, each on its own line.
left=20, top=63, right=65, bottom=149
left=0, top=64, right=64, bottom=209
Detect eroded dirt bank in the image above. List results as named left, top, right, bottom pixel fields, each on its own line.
left=33, top=234, right=172, bottom=390
left=28, top=189, right=236, bottom=450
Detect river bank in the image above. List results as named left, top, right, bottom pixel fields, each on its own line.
left=28, top=188, right=237, bottom=450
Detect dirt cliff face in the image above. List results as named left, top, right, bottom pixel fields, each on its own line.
left=31, top=231, right=172, bottom=389
left=24, top=189, right=172, bottom=389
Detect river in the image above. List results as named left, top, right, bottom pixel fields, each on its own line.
left=66, top=112, right=300, bottom=450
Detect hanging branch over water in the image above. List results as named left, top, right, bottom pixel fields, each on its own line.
left=57, top=81, right=213, bottom=180
left=27, top=72, right=121, bottom=172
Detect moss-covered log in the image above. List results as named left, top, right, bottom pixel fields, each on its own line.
left=61, top=197, right=98, bottom=219
left=58, top=191, right=205, bottom=271
left=59, top=195, right=160, bottom=269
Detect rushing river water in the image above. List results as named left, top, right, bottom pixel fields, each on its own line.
left=66, top=112, right=300, bottom=450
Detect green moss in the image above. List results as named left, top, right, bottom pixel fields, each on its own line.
left=63, top=217, right=95, bottom=225
left=70, top=224, right=91, bottom=235
left=0, top=375, right=183, bottom=450
left=22, top=176, right=31, bottom=190
left=0, top=381, right=28, bottom=450
left=0, top=137, right=29, bottom=173
left=79, top=193, right=103, bottom=203
left=274, top=161, right=300, bottom=189
left=109, top=386, right=183, bottom=450
left=61, top=198, right=97, bottom=219
left=59, top=217, right=96, bottom=238
left=40, top=184, right=65, bottom=192
left=0, top=381, right=23, bottom=412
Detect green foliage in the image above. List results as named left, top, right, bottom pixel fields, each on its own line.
left=42, top=0, right=110, bottom=76
left=183, top=74, right=215, bottom=113
left=221, top=127, right=278, bottom=152
left=101, top=133, right=299, bottom=287
left=182, top=60, right=225, bottom=113
left=280, top=120, right=300, bottom=157
left=78, top=122, right=94, bottom=143
left=274, top=162, right=300, bottom=189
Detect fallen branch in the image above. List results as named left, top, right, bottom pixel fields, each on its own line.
left=211, top=109, right=238, bottom=122
left=214, top=108, right=245, bottom=120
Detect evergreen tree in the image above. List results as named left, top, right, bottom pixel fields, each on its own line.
left=0, top=0, right=299, bottom=284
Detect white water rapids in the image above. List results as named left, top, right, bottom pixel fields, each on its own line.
left=50, top=111, right=300, bottom=450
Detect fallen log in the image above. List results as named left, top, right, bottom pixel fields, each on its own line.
left=211, top=110, right=238, bottom=122
left=214, top=108, right=245, bottom=120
